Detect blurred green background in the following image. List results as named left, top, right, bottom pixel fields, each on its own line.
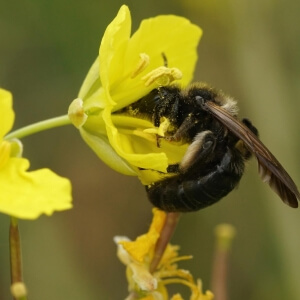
left=1, top=0, right=300, bottom=299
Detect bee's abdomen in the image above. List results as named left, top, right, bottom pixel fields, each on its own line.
left=146, top=178, right=220, bottom=212
left=146, top=150, right=244, bottom=212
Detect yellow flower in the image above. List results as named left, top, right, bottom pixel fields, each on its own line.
left=0, top=88, right=72, bottom=219
left=69, top=5, right=202, bottom=185
left=115, top=209, right=213, bottom=300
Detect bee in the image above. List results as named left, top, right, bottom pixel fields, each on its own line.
left=120, top=83, right=300, bottom=212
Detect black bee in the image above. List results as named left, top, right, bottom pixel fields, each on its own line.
left=120, top=83, right=300, bottom=212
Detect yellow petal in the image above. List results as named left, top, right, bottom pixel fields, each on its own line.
left=0, top=158, right=72, bottom=219
left=78, top=6, right=202, bottom=185
left=123, top=231, right=159, bottom=263
left=78, top=57, right=102, bottom=101
left=105, top=113, right=188, bottom=184
left=0, top=141, right=11, bottom=169
left=137, top=169, right=166, bottom=186
left=0, top=88, right=15, bottom=139
left=111, top=15, right=203, bottom=111
left=139, top=284, right=169, bottom=300
left=78, top=58, right=108, bottom=113
left=103, top=106, right=169, bottom=172
left=129, top=263, right=157, bottom=291
left=99, top=5, right=131, bottom=91
left=82, top=106, right=188, bottom=183
left=114, top=236, right=132, bottom=265
left=79, top=127, right=137, bottom=176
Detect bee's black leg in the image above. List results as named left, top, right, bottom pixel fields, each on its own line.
left=164, top=114, right=198, bottom=142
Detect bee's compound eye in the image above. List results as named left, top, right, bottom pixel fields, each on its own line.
left=195, top=95, right=203, bottom=104
left=195, top=95, right=207, bottom=109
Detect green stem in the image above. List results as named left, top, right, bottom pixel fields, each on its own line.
left=5, top=115, right=71, bottom=140
left=9, top=218, right=28, bottom=300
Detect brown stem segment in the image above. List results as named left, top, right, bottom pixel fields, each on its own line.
left=211, top=224, right=236, bottom=300
left=211, top=249, right=228, bottom=300
left=149, top=212, right=181, bottom=273
left=9, top=218, right=23, bottom=285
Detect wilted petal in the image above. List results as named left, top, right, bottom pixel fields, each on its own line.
left=120, top=209, right=166, bottom=262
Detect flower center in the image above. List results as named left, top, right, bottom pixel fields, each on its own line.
left=0, top=140, right=11, bottom=169
left=131, top=53, right=183, bottom=87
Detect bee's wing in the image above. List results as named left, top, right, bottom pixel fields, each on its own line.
left=205, top=101, right=299, bottom=208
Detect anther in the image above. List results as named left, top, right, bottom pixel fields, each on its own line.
left=131, top=53, right=150, bottom=78
left=142, top=67, right=182, bottom=87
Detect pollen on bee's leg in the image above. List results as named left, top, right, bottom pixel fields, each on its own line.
left=131, top=53, right=150, bottom=78
left=142, top=67, right=182, bottom=87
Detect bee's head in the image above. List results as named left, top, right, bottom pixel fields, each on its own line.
left=187, top=83, right=238, bottom=117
